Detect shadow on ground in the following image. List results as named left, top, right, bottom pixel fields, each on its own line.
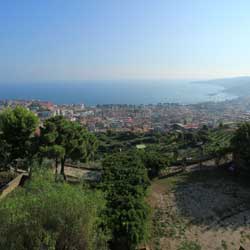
left=167, top=167, right=250, bottom=230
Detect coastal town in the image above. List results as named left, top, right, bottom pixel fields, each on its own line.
left=1, top=97, right=250, bottom=133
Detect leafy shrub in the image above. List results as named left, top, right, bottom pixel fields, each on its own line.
left=101, top=152, right=150, bottom=250
left=0, top=169, right=109, bottom=250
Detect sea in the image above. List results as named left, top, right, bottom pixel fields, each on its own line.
left=0, top=80, right=237, bottom=105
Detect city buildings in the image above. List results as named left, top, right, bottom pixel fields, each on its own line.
left=1, top=97, right=250, bottom=133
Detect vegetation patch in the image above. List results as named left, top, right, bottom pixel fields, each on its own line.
left=0, top=169, right=110, bottom=250
left=177, top=240, right=201, bottom=250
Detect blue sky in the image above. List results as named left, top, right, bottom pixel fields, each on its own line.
left=1, top=0, right=250, bottom=82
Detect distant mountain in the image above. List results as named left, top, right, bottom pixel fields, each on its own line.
left=194, top=77, right=250, bottom=97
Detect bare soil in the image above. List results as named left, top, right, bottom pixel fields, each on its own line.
left=150, top=167, right=250, bottom=250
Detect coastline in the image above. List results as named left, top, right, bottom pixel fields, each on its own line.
left=189, top=81, right=238, bottom=103
left=0, top=80, right=239, bottom=106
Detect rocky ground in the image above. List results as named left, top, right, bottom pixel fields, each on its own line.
left=150, top=167, right=250, bottom=250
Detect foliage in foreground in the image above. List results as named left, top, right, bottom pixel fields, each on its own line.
left=0, top=169, right=109, bottom=250
left=101, top=152, right=150, bottom=250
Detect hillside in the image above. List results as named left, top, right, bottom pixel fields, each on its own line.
left=194, top=77, right=250, bottom=97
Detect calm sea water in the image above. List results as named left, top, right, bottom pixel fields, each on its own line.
left=0, top=80, right=236, bottom=105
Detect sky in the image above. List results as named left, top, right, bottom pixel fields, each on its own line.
left=1, top=0, right=250, bottom=82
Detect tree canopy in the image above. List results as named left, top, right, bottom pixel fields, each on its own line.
left=0, top=106, right=39, bottom=169
left=231, top=123, right=250, bottom=171
left=39, top=116, right=98, bottom=178
left=140, top=150, right=169, bottom=179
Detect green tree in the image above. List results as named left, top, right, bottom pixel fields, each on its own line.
left=0, top=137, right=10, bottom=170
left=183, top=132, right=197, bottom=147
left=0, top=106, right=39, bottom=170
left=40, top=145, right=65, bottom=174
left=231, top=123, right=250, bottom=171
left=140, top=150, right=168, bottom=179
left=197, top=129, right=210, bottom=144
left=39, top=116, right=98, bottom=179
left=173, top=147, right=179, bottom=162
left=219, top=122, right=224, bottom=129
left=84, top=132, right=99, bottom=162
left=209, top=142, right=230, bottom=167
left=101, top=152, right=150, bottom=250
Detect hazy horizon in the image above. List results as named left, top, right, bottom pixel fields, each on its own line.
left=1, top=75, right=250, bottom=84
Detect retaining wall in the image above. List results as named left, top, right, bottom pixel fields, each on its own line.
left=0, top=173, right=27, bottom=200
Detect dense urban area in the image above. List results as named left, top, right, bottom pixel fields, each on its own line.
left=1, top=97, right=250, bottom=133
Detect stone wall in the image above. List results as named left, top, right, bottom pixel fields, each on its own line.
left=0, top=173, right=27, bottom=200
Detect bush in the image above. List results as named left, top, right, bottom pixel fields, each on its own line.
left=0, top=169, right=109, bottom=250
left=101, top=152, right=150, bottom=250
left=140, top=150, right=169, bottom=179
